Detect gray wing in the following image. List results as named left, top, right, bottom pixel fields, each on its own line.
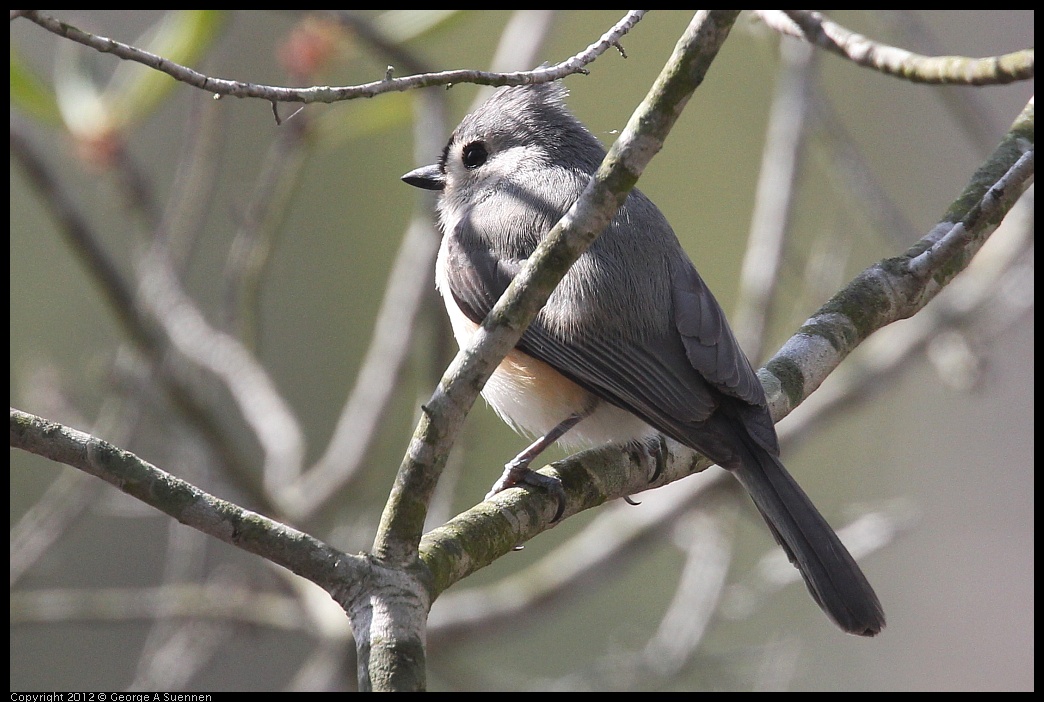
left=442, top=217, right=776, bottom=458
left=669, top=256, right=765, bottom=407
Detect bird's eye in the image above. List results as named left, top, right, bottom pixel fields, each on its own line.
left=461, top=141, right=488, bottom=170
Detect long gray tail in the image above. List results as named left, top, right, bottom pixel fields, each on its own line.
left=730, top=438, right=885, bottom=636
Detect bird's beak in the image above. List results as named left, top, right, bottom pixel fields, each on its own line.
left=401, top=164, right=445, bottom=191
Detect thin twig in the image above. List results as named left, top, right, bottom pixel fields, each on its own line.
left=19, top=10, right=648, bottom=103
left=756, top=10, right=1034, bottom=85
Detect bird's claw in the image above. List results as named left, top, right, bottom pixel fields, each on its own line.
left=486, top=462, right=567, bottom=522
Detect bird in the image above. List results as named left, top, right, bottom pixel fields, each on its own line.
left=402, top=82, right=884, bottom=636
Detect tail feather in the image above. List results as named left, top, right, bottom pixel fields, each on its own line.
left=729, top=439, right=885, bottom=636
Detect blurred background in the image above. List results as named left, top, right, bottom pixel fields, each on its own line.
left=10, top=11, right=1033, bottom=691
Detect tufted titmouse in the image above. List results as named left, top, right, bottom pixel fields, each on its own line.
left=403, top=82, right=884, bottom=636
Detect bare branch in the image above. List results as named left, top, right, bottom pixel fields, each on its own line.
left=908, top=149, right=1034, bottom=278
left=762, top=97, right=1033, bottom=420
left=18, top=10, right=647, bottom=103
left=755, top=10, right=1034, bottom=85
left=9, top=408, right=368, bottom=594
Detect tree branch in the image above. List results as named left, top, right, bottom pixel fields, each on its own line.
left=9, top=408, right=368, bottom=596
left=764, top=97, right=1033, bottom=418
left=18, top=10, right=647, bottom=103
left=755, top=10, right=1034, bottom=85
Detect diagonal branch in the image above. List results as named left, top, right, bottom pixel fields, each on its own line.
left=763, top=97, right=1033, bottom=419
left=9, top=408, right=368, bottom=596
